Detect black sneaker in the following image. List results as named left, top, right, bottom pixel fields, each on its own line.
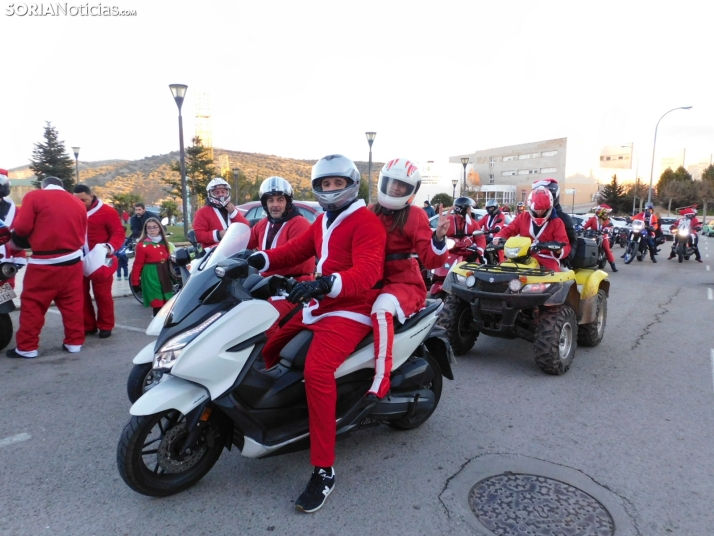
left=295, top=467, right=335, bottom=513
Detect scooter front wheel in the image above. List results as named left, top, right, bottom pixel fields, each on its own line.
left=117, top=409, right=227, bottom=497
left=127, top=363, right=162, bottom=403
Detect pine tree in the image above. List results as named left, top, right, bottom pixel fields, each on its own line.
left=29, top=121, right=76, bottom=190
left=599, top=174, right=626, bottom=212
left=165, top=136, right=218, bottom=213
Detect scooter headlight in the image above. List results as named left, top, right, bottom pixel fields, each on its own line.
left=153, top=312, right=223, bottom=371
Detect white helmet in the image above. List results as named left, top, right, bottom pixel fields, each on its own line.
left=259, top=176, right=294, bottom=212
left=311, top=154, right=361, bottom=210
left=377, top=158, right=421, bottom=211
left=206, top=177, right=231, bottom=207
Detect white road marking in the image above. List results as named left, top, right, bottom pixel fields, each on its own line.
left=708, top=265, right=711, bottom=271
left=46, top=309, right=146, bottom=333
left=0, top=433, right=31, bottom=448
left=711, top=349, right=714, bottom=394
left=709, top=288, right=713, bottom=300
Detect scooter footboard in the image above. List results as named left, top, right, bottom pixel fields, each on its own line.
left=130, top=375, right=210, bottom=416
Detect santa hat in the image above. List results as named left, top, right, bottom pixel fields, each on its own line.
left=0, top=169, right=7, bottom=179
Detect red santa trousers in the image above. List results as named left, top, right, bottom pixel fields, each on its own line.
left=264, top=297, right=299, bottom=340
left=17, top=263, right=85, bottom=351
left=262, top=314, right=371, bottom=468
left=83, top=274, right=116, bottom=332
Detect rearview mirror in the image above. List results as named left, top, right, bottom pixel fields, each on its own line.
left=472, top=230, right=485, bottom=237
left=187, top=229, right=197, bottom=247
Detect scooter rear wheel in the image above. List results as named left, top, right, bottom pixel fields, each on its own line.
left=389, top=357, right=443, bottom=430
left=0, top=313, right=13, bottom=351
left=117, top=409, right=227, bottom=497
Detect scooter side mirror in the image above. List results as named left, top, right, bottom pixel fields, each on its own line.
left=472, top=230, right=485, bottom=237
left=214, top=259, right=249, bottom=280
left=187, top=230, right=198, bottom=247
left=174, top=247, right=191, bottom=267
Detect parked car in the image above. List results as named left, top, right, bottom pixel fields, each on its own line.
left=659, top=217, right=677, bottom=241
left=704, top=220, right=714, bottom=237
left=236, top=200, right=323, bottom=226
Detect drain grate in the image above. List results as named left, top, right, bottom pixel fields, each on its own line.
left=469, top=473, right=614, bottom=535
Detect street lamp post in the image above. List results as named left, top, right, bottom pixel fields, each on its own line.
left=232, top=168, right=240, bottom=205
left=647, top=106, right=693, bottom=204
left=622, top=144, right=640, bottom=215
left=71, top=146, right=80, bottom=185
left=365, top=132, right=376, bottom=205
left=460, top=157, right=469, bottom=194
left=169, top=84, right=189, bottom=238
left=451, top=178, right=458, bottom=205
left=571, top=189, right=576, bottom=214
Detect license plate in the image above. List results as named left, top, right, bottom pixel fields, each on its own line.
left=0, top=283, right=16, bottom=304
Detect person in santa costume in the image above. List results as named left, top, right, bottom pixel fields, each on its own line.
left=247, top=154, right=386, bottom=513
left=478, top=199, right=508, bottom=235
left=583, top=204, right=618, bottom=272
left=247, top=176, right=314, bottom=337
left=6, top=177, right=87, bottom=358
left=193, top=178, right=248, bottom=249
left=0, top=169, right=26, bottom=286
left=492, top=187, right=571, bottom=272
left=130, top=218, right=175, bottom=316
left=73, top=185, right=126, bottom=338
left=668, top=207, right=702, bottom=262
left=446, top=196, right=487, bottom=258
left=367, top=158, right=450, bottom=398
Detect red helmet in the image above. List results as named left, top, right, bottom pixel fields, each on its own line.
left=527, top=187, right=553, bottom=226
left=532, top=178, right=560, bottom=205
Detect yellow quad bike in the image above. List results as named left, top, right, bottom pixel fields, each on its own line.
left=437, top=236, right=609, bottom=375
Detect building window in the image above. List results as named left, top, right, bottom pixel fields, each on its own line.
left=517, top=169, right=540, bottom=175
left=542, top=150, right=557, bottom=157
left=503, top=155, right=517, bottom=162
left=489, top=174, right=495, bottom=184
left=540, top=167, right=556, bottom=173
left=501, top=170, right=517, bottom=176
left=489, top=158, right=495, bottom=168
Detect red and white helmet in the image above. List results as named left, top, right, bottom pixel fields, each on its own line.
left=532, top=178, right=560, bottom=205
left=377, top=158, right=421, bottom=211
left=206, top=177, right=232, bottom=207
left=527, top=187, right=554, bottom=226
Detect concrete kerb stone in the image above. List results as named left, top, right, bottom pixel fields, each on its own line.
left=440, top=453, right=638, bottom=535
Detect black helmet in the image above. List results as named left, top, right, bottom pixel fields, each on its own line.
left=453, top=196, right=475, bottom=217
left=0, top=169, right=9, bottom=198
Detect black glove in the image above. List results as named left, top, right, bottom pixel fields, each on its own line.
left=247, top=252, right=266, bottom=270
left=287, top=276, right=334, bottom=304
left=132, top=285, right=142, bottom=294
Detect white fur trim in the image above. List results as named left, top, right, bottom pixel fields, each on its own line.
left=261, top=222, right=285, bottom=250
left=228, top=208, right=238, bottom=219
left=213, top=230, right=221, bottom=243
left=212, top=207, right=228, bottom=230
left=257, top=251, right=270, bottom=272
left=326, top=273, right=342, bottom=298
left=29, top=249, right=83, bottom=265
left=43, top=185, right=65, bottom=191
left=301, top=302, right=372, bottom=326
left=431, top=237, right=448, bottom=255
left=86, top=198, right=104, bottom=218
left=371, top=292, right=406, bottom=323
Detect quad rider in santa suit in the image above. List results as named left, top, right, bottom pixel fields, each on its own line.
left=247, top=176, right=315, bottom=337
left=583, top=204, right=618, bottom=272
left=477, top=199, right=507, bottom=241
left=531, top=178, right=577, bottom=265
left=516, top=201, right=526, bottom=215
left=668, top=207, right=703, bottom=262
left=492, top=187, right=571, bottom=272
left=192, top=178, right=249, bottom=250
left=631, top=202, right=659, bottom=263
left=247, top=154, right=386, bottom=514
left=367, top=158, right=450, bottom=398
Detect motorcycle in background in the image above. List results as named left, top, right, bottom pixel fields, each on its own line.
left=670, top=220, right=701, bottom=263
left=623, top=219, right=651, bottom=264
left=614, top=227, right=628, bottom=248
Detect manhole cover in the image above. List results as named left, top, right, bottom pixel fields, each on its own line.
left=469, top=473, right=615, bottom=535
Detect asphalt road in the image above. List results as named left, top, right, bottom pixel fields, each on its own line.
left=1, top=238, right=714, bottom=535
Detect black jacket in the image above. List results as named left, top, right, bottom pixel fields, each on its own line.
left=129, top=211, right=159, bottom=238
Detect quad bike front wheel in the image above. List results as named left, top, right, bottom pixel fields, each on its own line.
left=577, top=290, right=607, bottom=347
left=437, top=294, right=478, bottom=355
left=534, top=306, right=577, bottom=375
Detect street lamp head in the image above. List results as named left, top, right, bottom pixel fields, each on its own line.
left=365, top=131, right=376, bottom=148
left=169, top=84, right=188, bottom=110
left=232, top=167, right=240, bottom=179
left=681, top=106, right=693, bottom=110
left=71, top=146, right=80, bottom=158
left=460, top=157, right=469, bottom=166
left=452, top=179, right=458, bottom=186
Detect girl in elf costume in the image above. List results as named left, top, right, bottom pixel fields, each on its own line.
left=130, top=218, right=175, bottom=315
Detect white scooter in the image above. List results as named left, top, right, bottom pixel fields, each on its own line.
left=117, top=223, right=455, bottom=497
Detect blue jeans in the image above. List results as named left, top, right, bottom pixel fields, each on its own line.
left=116, top=255, right=129, bottom=277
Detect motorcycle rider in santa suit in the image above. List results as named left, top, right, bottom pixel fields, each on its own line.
left=631, top=202, right=659, bottom=263
left=446, top=196, right=486, bottom=257
left=192, top=178, right=248, bottom=250
left=516, top=201, right=526, bottom=215
left=367, top=158, right=450, bottom=398
left=247, top=176, right=315, bottom=337
left=492, top=187, right=571, bottom=272
left=668, top=207, right=703, bottom=262
left=247, top=154, right=386, bottom=513
left=584, top=204, right=618, bottom=272
left=477, top=198, right=507, bottom=238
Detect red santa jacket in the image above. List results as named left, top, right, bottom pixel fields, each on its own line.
left=247, top=213, right=314, bottom=281
left=85, top=197, right=126, bottom=257
left=583, top=216, right=613, bottom=233
left=632, top=212, right=659, bottom=233
left=0, top=198, right=26, bottom=265
left=374, top=206, right=448, bottom=322
left=258, top=200, right=386, bottom=327
left=671, top=216, right=700, bottom=235
left=495, top=212, right=571, bottom=271
left=193, top=205, right=248, bottom=249
left=446, top=214, right=487, bottom=254
left=477, top=211, right=507, bottom=233
left=13, top=185, right=87, bottom=265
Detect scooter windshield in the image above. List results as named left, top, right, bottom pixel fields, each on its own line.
left=198, top=223, right=252, bottom=272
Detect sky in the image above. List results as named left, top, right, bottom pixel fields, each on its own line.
left=2, top=0, right=713, bottom=185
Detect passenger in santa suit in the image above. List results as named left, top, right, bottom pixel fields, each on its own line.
left=446, top=196, right=487, bottom=257
left=492, top=187, right=571, bottom=272
left=73, top=185, right=126, bottom=338
left=367, top=158, right=450, bottom=398
left=192, top=178, right=248, bottom=249
left=247, top=176, right=314, bottom=337
left=0, top=169, right=27, bottom=287
left=247, top=154, right=386, bottom=514
left=6, top=177, right=87, bottom=358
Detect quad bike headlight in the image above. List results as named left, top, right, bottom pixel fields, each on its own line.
left=466, top=275, right=476, bottom=288
left=453, top=272, right=467, bottom=285
left=508, top=279, right=523, bottom=292
left=520, top=283, right=552, bottom=293
left=153, top=312, right=223, bottom=371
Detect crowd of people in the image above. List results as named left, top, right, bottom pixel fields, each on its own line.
left=0, top=158, right=706, bottom=513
